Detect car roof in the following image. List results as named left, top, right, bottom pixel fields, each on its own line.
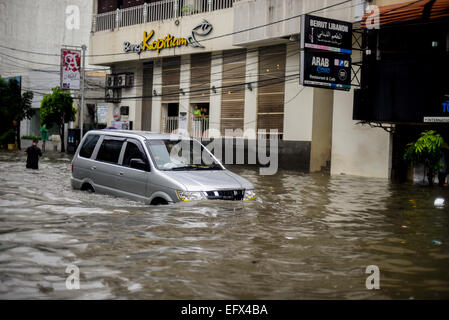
left=87, top=130, right=190, bottom=140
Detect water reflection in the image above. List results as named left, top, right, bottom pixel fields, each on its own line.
left=0, top=151, right=448, bottom=299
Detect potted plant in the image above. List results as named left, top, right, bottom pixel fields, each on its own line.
left=0, top=129, right=16, bottom=150
left=404, top=130, right=447, bottom=186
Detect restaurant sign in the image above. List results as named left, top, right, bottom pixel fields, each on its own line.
left=124, top=20, right=213, bottom=55
left=300, top=14, right=352, bottom=91
left=300, top=51, right=351, bottom=90
left=300, top=14, right=352, bottom=54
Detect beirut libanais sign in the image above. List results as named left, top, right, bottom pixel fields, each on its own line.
left=300, top=14, right=352, bottom=91
left=301, top=14, right=352, bottom=54
left=123, top=20, right=213, bottom=55
left=60, top=49, right=81, bottom=90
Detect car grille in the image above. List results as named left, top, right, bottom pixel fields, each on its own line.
left=205, top=190, right=244, bottom=201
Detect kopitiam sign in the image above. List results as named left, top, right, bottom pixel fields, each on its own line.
left=124, top=20, right=213, bottom=55
left=60, top=49, right=81, bottom=90
left=300, top=14, right=352, bottom=91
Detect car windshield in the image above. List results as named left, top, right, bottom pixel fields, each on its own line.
left=145, top=139, right=223, bottom=171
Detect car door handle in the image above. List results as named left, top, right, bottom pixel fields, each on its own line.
left=119, top=172, right=124, bottom=176
left=91, top=166, right=96, bottom=170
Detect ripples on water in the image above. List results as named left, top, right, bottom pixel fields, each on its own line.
left=0, top=151, right=448, bottom=299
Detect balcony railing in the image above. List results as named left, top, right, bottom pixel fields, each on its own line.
left=162, top=115, right=210, bottom=139
left=93, top=0, right=238, bottom=32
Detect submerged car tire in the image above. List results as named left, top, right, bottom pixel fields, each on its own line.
left=81, top=183, right=95, bottom=193
left=150, top=197, right=168, bottom=205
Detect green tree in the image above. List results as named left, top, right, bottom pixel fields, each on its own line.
left=0, top=76, right=35, bottom=149
left=404, top=130, right=446, bottom=186
left=40, top=86, right=77, bottom=152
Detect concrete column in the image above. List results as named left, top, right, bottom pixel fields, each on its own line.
left=243, top=49, right=258, bottom=136
left=310, top=88, right=334, bottom=172
left=283, top=42, right=314, bottom=142
left=209, top=51, right=222, bottom=136
left=130, top=65, right=143, bottom=130
left=151, top=59, right=163, bottom=132
left=179, top=54, right=191, bottom=134
left=331, top=89, right=392, bottom=178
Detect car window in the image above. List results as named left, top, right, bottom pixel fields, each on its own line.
left=122, top=141, right=148, bottom=167
left=96, top=139, right=124, bottom=164
left=79, top=134, right=100, bottom=158
left=146, top=139, right=222, bottom=171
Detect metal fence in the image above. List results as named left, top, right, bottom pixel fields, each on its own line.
left=93, top=0, right=238, bottom=32
left=162, top=116, right=179, bottom=134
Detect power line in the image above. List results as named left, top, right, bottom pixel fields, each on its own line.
left=2, top=43, right=300, bottom=91
left=0, top=0, right=353, bottom=60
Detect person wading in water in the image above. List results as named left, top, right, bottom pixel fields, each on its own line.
left=24, top=139, right=42, bottom=169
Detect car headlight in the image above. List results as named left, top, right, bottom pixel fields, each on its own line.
left=243, top=189, right=256, bottom=201
left=176, top=190, right=207, bottom=201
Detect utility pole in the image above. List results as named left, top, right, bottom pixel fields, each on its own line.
left=80, top=44, right=86, bottom=139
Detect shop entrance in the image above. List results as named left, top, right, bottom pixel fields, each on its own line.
left=161, top=103, right=179, bottom=133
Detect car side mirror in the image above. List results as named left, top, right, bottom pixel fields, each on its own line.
left=130, top=158, right=149, bottom=171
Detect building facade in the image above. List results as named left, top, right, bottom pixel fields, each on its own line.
left=89, top=0, right=429, bottom=178
left=0, top=0, right=106, bottom=139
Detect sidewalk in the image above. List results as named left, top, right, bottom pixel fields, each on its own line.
left=21, top=139, right=61, bottom=152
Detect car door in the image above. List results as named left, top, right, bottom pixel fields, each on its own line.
left=74, top=133, right=101, bottom=181
left=116, top=138, right=150, bottom=198
left=93, top=136, right=126, bottom=193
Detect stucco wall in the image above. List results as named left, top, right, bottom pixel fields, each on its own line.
left=310, top=88, right=334, bottom=172
left=331, top=90, right=392, bottom=178
left=0, top=0, right=98, bottom=136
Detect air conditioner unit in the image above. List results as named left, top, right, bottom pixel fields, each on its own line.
left=106, top=74, right=115, bottom=88
left=105, top=89, right=114, bottom=102
left=105, top=88, right=121, bottom=103
left=114, top=89, right=121, bottom=101
left=117, top=74, right=126, bottom=88
left=126, top=73, right=134, bottom=87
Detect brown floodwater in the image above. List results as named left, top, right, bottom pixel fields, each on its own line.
left=0, top=150, right=448, bottom=299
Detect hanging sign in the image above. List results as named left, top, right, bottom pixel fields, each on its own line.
left=300, top=14, right=352, bottom=54
left=60, top=49, right=81, bottom=90
left=300, top=14, right=352, bottom=91
left=300, top=51, right=351, bottom=90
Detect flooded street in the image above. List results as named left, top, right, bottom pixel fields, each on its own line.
left=0, top=150, right=448, bottom=300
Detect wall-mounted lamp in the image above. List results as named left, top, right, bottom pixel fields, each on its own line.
left=153, top=89, right=158, bottom=96
left=211, top=86, right=216, bottom=94
left=179, top=88, right=185, bottom=95
left=247, top=83, right=253, bottom=91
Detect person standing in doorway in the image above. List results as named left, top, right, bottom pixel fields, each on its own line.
left=193, top=105, right=202, bottom=137
left=24, top=139, right=42, bottom=170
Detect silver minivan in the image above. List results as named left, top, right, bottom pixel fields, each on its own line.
left=70, top=130, right=256, bottom=204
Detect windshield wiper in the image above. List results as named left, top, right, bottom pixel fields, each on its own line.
left=195, top=164, right=222, bottom=170
left=170, top=165, right=199, bottom=171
